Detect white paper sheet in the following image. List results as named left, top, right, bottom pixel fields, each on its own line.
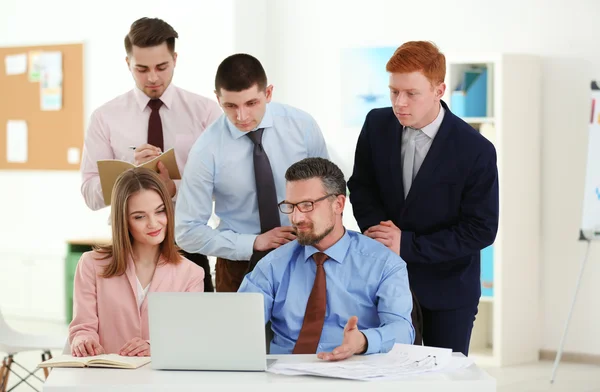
left=6, top=120, right=28, bottom=163
left=5, top=54, right=27, bottom=75
left=267, top=344, right=454, bottom=381
left=437, top=356, right=474, bottom=374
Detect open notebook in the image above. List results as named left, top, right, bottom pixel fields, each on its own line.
left=38, top=354, right=150, bottom=369
left=97, top=147, right=181, bottom=205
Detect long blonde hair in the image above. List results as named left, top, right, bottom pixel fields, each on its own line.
left=94, top=168, right=181, bottom=278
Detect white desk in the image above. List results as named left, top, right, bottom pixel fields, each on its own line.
left=43, top=353, right=496, bottom=392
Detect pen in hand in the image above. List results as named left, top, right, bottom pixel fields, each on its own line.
left=129, top=146, right=162, bottom=153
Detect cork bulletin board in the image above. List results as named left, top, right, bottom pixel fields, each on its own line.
left=0, top=43, right=83, bottom=170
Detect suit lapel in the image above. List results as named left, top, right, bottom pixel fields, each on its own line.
left=140, top=256, right=169, bottom=316
left=404, top=106, right=453, bottom=207
left=125, top=257, right=138, bottom=302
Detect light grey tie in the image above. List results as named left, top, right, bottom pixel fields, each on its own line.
left=403, top=127, right=417, bottom=198
left=412, top=130, right=430, bottom=180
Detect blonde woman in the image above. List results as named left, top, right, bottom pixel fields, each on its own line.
left=69, top=168, right=204, bottom=357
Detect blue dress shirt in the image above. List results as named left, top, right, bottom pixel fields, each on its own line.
left=174, top=102, right=329, bottom=260
left=238, top=230, right=415, bottom=354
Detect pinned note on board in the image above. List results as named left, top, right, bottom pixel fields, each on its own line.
left=6, top=120, right=28, bottom=163
left=67, top=147, right=80, bottom=164
left=28, top=50, right=42, bottom=82
left=40, top=51, right=63, bottom=111
left=4, top=53, right=27, bottom=75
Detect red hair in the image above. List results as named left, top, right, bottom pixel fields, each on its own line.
left=386, top=41, right=446, bottom=86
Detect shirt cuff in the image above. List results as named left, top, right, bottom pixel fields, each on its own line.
left=236, top=234, right=259, bottom=261
left=360, top=328, right=382, bottom=355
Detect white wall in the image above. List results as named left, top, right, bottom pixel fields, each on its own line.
left=0, top=0, right=235, bottom=320
left=259, top=0, right=600, bottom=356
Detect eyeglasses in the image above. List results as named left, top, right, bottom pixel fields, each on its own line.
left=278, top=194, right=337, bottom=214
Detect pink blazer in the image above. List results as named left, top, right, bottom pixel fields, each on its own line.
left=68, top=251, right=204, bottom=354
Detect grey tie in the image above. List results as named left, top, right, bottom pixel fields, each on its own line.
left=246, top=128, right=280, bottom=234
left=403, top=128, right=417, bottom=198
left=413, top=130, right=430, bottom=179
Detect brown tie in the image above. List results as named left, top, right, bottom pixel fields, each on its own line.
left=293, top=252, right=328, bottom=354
left=147, top=99, right=164, bottom=151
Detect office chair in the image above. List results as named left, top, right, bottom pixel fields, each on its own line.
left=0, top=309, right=65, bottom=392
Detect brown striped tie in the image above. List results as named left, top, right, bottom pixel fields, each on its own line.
left=293, top=252, right=328, bottom=354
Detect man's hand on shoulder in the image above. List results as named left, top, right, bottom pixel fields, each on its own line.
left=364, top=220, right=401, bottom=255
left=253, top=226, right=297, bottom=251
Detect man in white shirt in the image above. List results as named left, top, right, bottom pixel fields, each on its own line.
left=80, top=17, right=221, bottom=291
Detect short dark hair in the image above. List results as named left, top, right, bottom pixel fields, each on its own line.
left=124, top=17, right=178, bottom=56
left=215, top=53, right=267, bottom=93
left=285, top=158, right=346, bottom=196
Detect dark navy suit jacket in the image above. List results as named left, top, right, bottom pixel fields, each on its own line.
left=348, top=101, right=499, bottom=310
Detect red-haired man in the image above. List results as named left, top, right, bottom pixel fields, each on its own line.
left=348, top=41, right=499, bottom=356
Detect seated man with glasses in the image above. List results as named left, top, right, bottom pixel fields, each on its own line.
left=238, top=157, right=414, bottom=360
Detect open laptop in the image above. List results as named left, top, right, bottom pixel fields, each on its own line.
left=148, top=292, right=269, bottom=371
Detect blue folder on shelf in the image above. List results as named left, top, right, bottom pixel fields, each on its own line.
left=451, top=67, right=487, bottom=117
left=480, top=244, right=494, bottom=298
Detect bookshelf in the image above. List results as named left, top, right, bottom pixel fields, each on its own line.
left=444, top=54, right=542, bottom=367
left=463, top=117, right=495, bottom=124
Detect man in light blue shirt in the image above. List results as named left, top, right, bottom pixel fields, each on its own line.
left=239, top=158, right=414, bottom=359
left=175, top=54, right=328, bottom=292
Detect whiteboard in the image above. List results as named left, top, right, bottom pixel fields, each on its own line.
left=580, top=81, right=600, bottom=241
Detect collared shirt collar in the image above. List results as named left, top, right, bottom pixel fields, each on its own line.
left=133, top=83, right=175, bottom=112
left=226, top=103, right=274, bottom=140
left=302, top=229, right=350, bottom=265
left=405, top=103, right=445, bottom=139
